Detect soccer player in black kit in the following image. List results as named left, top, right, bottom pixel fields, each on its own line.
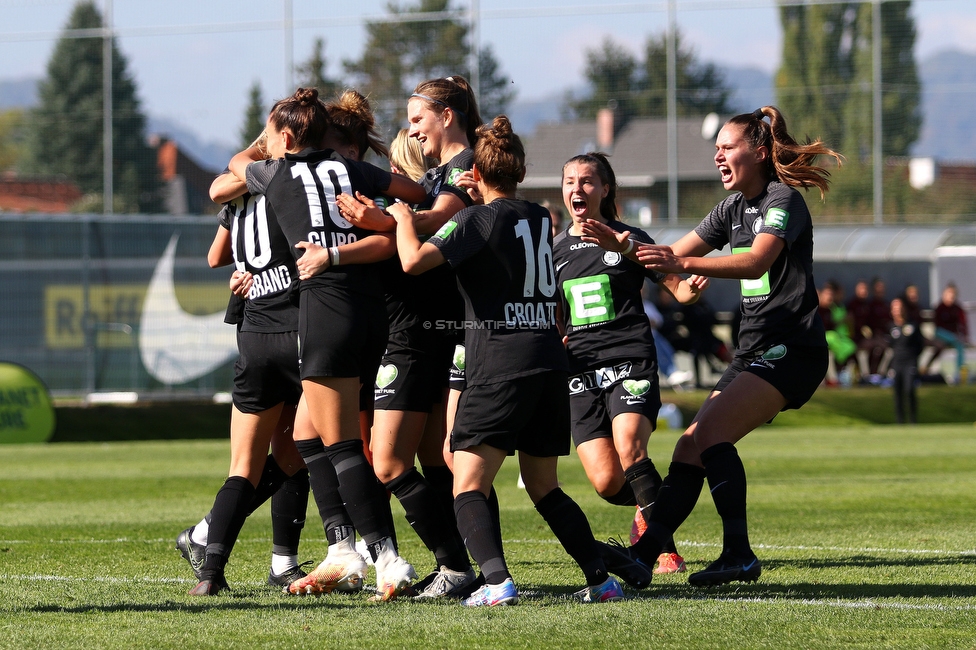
left=176, top=131, right=310, bottom=596
left=228, top=87, right=427, bottom=600
left=585, top=106, right=841, bottom=586
left=336, top=77, right=483, bottom=598
left=554, top=152, right=707, bottom=580
left=392, top=115, right=624, bottom=606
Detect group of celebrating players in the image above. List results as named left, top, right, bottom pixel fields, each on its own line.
left=174, top=73, right=842, bottom=606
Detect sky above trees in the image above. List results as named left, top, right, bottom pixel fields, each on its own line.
left=0, top=0, right=970, bottom=147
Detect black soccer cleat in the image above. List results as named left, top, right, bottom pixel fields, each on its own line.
left=687, top=552, right=762, bottom=587
left=267, top=561, right=314, bottom=588
left=175, top=526, right=206, bottom=580
left=188, top=573, right=230, bottom=596
left=596, top=538, right=652, bottom=589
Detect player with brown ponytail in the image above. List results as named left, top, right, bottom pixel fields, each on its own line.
left=584, top=106, right=841, bottom=587
left=390, top=115, right=624, bottom=606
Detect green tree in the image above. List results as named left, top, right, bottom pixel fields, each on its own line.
left=0, top=109, right=26, bottom=171
left=566, top=37, right=638, bottom=122
left=23, top=1, right=159, bottom=212
left=343, top=0, right=514, bottom=134
left=637, top=31, right=732, bottom=118
left=776, top=1, right=919, bottom=159
left=240, top=81, right=265, bottom=150
left=295, top=38, right=342, bottom=99
left=567, top=31, right=732, bottom=126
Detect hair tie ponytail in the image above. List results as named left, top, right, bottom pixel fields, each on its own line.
left=752, top=108, right=766, bottom=121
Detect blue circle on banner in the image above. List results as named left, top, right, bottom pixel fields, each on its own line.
left=0, top=362, right=56, bottom=443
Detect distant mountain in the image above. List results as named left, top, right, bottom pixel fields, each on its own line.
left=913, top=49, right=976, bottom=161
left=0, top=78, right=38, bottom=109
left=505, top=89, right=573, bottom=137
left=145, top=115, right=233, bottom=173
left=717, top=65, right=775, bottom=114
left=3, top=49, right=974, bottom=164
left=506, top=65, right=776, bottom=137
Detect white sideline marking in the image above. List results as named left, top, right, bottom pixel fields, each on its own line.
left=710, top=597, right=976, bottom=612
left=0, top=573, right=193, bottom=585
left=506, top=539, right=976, bottom=556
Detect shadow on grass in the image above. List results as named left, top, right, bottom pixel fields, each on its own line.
left=23, top=592, right=366, bottom=614
left=761, top=554, right=976, bottom=571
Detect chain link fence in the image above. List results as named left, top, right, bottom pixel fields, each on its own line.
left=0, top=1, right=973, bottom=396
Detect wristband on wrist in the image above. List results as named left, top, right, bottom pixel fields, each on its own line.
left=329, top=246, right=340, bottom=266
left=621, top=239, right=634, bottom=255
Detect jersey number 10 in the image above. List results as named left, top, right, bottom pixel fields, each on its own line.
left=291, top=161, right=355, bottom=231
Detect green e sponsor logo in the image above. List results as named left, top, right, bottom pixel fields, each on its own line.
left=447, top=167, right=464, bottom=186
left=732, top=247, right=771, bottom=297
left=563, top=274, right=615, bottom=326
left=434, top=220, right=457, bottom=239
left=764, top=207, right=789, bottom=230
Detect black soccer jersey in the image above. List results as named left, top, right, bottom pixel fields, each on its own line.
left=430, top=198, right=568, bottom=386
left=553, top=221, right=665, bottom=371
left=217, top=193, right=298, bottom=333
left=246, top=148, right=393, bottom=297
left=405, top=148, right=475, bottom=330
left=417, top=149, right=475, bottom=211
left=694, top=180, right=825, bottom=353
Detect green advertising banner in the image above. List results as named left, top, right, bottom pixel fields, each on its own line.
left=0, top=362, right=56, bottom=443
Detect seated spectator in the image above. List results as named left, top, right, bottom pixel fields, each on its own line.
left=887, top=298, right=924, bottom=424
left=818, top=281, right=856, bottom=382
left=859, top=277, right=891, bottom=381
left=924, top=282, right=969, bottom=383
left=847, top=279, right=871, bottom=345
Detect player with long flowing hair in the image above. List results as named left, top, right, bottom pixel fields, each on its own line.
left=585, top=106, right=840, bottom=586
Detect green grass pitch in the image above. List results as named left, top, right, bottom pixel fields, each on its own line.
left=1, top=423, right=975, bottom=649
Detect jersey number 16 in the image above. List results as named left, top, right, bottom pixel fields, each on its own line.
left=514, top=217, right=556, bottom=298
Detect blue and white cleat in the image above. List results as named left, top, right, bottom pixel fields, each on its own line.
left=462, top=577, right=519, bottom=607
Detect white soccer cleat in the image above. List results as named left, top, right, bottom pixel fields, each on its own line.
left=284, top=548, right=367, bottom=596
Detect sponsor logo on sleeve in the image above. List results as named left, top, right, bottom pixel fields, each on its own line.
left=764, top=207, right=789, bottom=230
left=434, top=220, right=458, bottom=239
left=447, top=167, right=464, bottom=186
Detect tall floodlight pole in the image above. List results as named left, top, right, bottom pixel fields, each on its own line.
left=872, top=0, right=883, bottom=224
left=102, top=0, right=113, bottom=214
left=284, top=0, right=293, bottom=95
left=666, top=0, right=678, bottom=223
left=469, top=0, right=480, bottom=101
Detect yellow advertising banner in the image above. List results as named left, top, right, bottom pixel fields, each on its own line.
left=44, top=284, right=228, bottom=349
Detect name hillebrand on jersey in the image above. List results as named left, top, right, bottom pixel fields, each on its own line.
left=247, top=264, right=293, bottom=300
left=504, top=301, right=558, bottom=327
left=568, top=361, right=632, bottom=394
